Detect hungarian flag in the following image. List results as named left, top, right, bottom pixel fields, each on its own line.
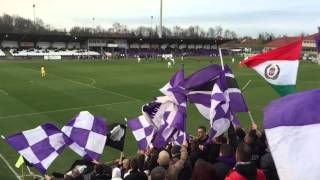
left=240, top=38, right=303, bottom=96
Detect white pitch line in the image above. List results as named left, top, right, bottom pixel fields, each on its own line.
left=25, top=68, right=143, bottom=102
left=86, top=77, right=96, bottom=85
left=0, top=152, right=21, bottom=180
left=0, top=89, right=8, bottom=96
left=47, top=72, right=142, bottom=102
left=0, top=101, right=136, bottom=119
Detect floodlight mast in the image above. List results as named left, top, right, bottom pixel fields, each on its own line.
left=33, top=4, right=36, bottom=24
left=159, top=0, right=163, bottom=38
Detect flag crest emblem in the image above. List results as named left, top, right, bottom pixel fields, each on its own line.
left=265, top=64, right=280, bottom=80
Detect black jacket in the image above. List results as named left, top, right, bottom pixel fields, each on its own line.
left=124, top=170, right=148, bottom=180
left=260, top=152, right=279, bottom=180
left=213, top=155, right=236, bottom=180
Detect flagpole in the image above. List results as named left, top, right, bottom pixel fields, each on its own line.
left=120, top=118, right=128, bottom=162
left=248, top=111, right=255, bottom=124
left=219, top=48, right=225, bottom=71
left=241, top=80, right=252, bottom=92
left=240, top=81, right=256, bottom=124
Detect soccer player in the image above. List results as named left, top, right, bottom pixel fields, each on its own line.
left=168, top=61, right=172, bottom=68
left=41, top=66, right=46, bottom=78
left=170, top=57, right=175, bottom=64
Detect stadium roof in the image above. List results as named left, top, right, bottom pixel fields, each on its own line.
left=304, top=33, right=319, bottom=41
left=0, top=32, right=230, bottom=45
left=265, top=37, right=301, bottom=48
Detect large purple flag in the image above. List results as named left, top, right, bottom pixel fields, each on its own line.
left=128, top=69, right=188, bottom=149
left=208, top=72, right=235, bottom=139
left=160, top=68, right=186, bottom=106
left=185, top=64, right=247, bottom=121
left=6, top=123, right=69, bottom=174
left=224, top=65, right=248, bottom=113
left=61, top=111, right=107, bottom=161
left=264, top=89, right=320, bottom=180
left=154, top=68, right=188, bottom=147
left=185, top=64, right=223, bottom=119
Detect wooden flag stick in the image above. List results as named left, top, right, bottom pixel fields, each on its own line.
left=248, top=111, right=255, bottom=124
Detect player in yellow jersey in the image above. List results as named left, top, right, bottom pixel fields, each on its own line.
left=41, top=66, right=46, bottom=78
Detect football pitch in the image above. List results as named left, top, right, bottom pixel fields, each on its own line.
left=0, top=57, right=319, bottom=179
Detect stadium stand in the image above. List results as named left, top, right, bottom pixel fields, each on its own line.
left=0, top=49, right=5, bottom=57
left=9, top=48, right=100, bottom=57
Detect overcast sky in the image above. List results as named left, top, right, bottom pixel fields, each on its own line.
left=1, top=0, right=320, bottom=37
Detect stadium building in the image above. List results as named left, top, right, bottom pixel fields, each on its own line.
left=0, top=32, right=230, bottom=60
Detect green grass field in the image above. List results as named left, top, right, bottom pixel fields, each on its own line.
left=0, top=57, right=319, bottom=179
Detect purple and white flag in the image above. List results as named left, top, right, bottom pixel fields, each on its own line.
left=154, top=68, right=188, bottom=147
left=128, top=69, right=188, bottom=149
left=185, top=64, right=247, bottom=120
left=6, top=123, right=69, bottom=174
left=185, top=64, right=223, bottom=119
left=160, top=68, right=186, bottom=106
left=264, top=89, right=320, bottom=180
left=127, top=115, right=157, bottom=151
left=61, top=111, right=107, bottom=161
left=151, top=100, right=187, bottom=148
left=224, top=66, right=248, bottom=113
left=208, top=72, right=238, bottom=139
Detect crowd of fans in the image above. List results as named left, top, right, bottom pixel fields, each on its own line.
left=126, top=48, right=231, bottom=58
left=44, top=121, right=279, bottom=180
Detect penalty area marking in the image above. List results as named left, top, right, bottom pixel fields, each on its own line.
left=0, top=101, right=136, bottom=120
left=24, top=67, right=143, bottom=102
left=0, top=136, right=21, bottom=180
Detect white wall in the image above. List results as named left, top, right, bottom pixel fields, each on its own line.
left=129, top=43, right=140, bottom=49
left=170, top=44, right=178, bottom=48
left=160, top=44, right=169, bottom=49
left=179, top=44, right=187, bottom=49
left=140, top=43, right=150, bottom=49
left=37, top=42, right=51, bottom=49
left=203, top=44, right=211, bottom=49
left=52, top=42, right=66, bottom=49
left=67, top=42, right=81, bottom=49
left=188, top=44, right=196, bottom=49
left=195, top=44, right=203, bottom=49
left=150, top=44, right=160, bottom=49
left=1, top=41, right=19, bottom=48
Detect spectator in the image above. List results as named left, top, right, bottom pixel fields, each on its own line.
left=146, top=148, right=160, bottom=172
left=121, top=159, right=130, bottom=178
left=171, top=145, right=192, bottom=180
left=192, top=159, right=217, bottom=180
left=207, top=135, right=227, bottom=164
left=150, top=166, right=167, bottom=180
left=190, top=126, right=209, bottom=167
left=124, top=158, right=148, bottom=180
left=157, top=150, right=171, bottom=169
left=225, top=143, right=266, bottom=180
left=166, top=142, right=188, bottom=180
left=92, top=164, right=112, bottom=179
left=111, top=167, right=123, bottom=180
left=213, top=144, right=236, bottom=180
